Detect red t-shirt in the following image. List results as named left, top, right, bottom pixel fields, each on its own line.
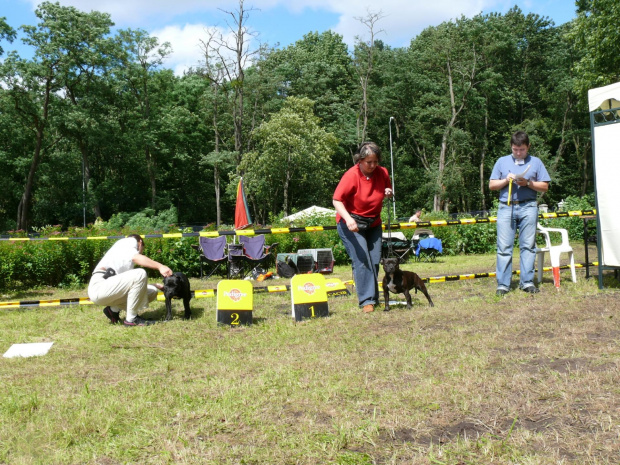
left=333, top=164, right=391, bottom=227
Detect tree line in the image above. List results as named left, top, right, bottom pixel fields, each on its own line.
left=0, top=0, right=615, bottom=233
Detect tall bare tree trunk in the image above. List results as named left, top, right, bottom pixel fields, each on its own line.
left=18, top=132, right=43, bottom=230
left=146, top=147, right=157, bottom=208
left=200, top=0, right=258, bottom=169
left=283, top=150, right=292, bottom=215
left=355, top=10, right=384, bottom=143
left=551, top=94, right=572, bottom=174
left=433, top=54, right=475, bottom=211
left=479, top=108, right=488, bottom=211
left=17, top=77, right=52, bottom=230
left=78, top=140, right=102, bottom=220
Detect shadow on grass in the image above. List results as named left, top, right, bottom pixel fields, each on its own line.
left=141, top=304, right=206, bottom=321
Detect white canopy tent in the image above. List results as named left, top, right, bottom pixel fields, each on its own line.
left=281, top=206, right=336, bottom=222
left=588, top=81, right=620, bottom=111
left=588, top=82, right=620, bottom=287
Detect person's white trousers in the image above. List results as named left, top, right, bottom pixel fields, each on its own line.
left=88, top=269, right=158, bottom=321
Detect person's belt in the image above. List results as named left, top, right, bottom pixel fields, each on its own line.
left=501, top=199, right=534, bottom=206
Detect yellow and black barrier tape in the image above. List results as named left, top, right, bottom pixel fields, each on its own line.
left=0, top=280, right=355, bottom=309
left=421, top=263, right=592, bottom=283
left=0, top=264, right=597, bottom=310
left=0, top=210, right=597, bottom=242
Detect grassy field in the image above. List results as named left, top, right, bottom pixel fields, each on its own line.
left=1, top=246, right=619, bottom=465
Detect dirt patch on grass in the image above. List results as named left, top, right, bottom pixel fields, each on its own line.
left=520, top=357, right=595, bottom=374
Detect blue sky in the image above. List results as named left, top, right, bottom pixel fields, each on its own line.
left=1, top=0, right=578, bottom=75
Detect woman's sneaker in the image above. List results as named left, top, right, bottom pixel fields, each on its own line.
left=103, top=306, right=121, bottom=324
left=123, top=316, right=156, bottom=326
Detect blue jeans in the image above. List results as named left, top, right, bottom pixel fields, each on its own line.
left=337, top=221, right=382, bottom=306
left=496, top=201, right=538, bottom=291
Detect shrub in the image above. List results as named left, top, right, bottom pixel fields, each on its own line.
left=541, top=194, right=595, bottom=241
left=0, top=238, right=110, bottom=291
left=103, top=207, right=178, bottom=233
left=0, top=199, right=596, bottom=293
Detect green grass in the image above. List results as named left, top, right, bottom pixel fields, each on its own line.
left=1, top=247, right=619, bottom=464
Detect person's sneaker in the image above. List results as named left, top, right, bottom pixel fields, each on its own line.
left=362, top=304, right=375, bottom=313
left=496, top=289, right=509, bottom=297
left=103, top=306, right=121, bottom=324
left=123, top=316, right=157, bottom=326
left=522, top=286, right=540, bottom=294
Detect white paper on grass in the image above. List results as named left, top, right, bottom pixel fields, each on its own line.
left=3, top=342, right=54, bottom=358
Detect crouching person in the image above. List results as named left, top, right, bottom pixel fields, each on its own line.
left=88, top=234, right=173, bottom=326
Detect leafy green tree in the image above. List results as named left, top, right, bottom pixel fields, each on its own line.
left=0, top=16, right=16, bottom=55
left=1, top=2, right=116, bottom=229
left=0, top=2, right=595, bottom=232
left=112, top=28, right=172, bottom=209
left=259, top=31, right=356, bottom=167
left=239, top=97, right=338, bottom=222
left=159, top=73, right=222, bottom=225
left=367, top=9, right=584, bottom=216
left=571, top=0, right=620, bottom=96
left=47, top=8, right=115, bottom=223
left=202, top=150, right=236, bottom=227
left=402, top=17, right=491, bottom=211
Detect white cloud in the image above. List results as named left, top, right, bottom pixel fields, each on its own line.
left=152, top=23, right=261, bottom=76
left=24, top=0, right=564, bottom=75
left=26, top=0, right=231, bottom=25
left=151, top=23, right=208, bottom=76
left=288, top=0, right=493, bottom=47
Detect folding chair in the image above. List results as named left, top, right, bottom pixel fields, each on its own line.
left=197, top=236, right=228, bottom=279
left=239, top=235, right=278, bottom=277
left=412, top=229, right=442, bottom=262
left=535, top=223, right=576, bottom=288
left=227, top=243, right=245, bottom=279
left=381, top=232, right=413, bottom=262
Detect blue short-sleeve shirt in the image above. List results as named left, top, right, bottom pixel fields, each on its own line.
left=490, top=154, right=551, bottom=203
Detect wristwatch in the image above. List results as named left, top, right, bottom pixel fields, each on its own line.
left=527, top=180, right=531, bottom=187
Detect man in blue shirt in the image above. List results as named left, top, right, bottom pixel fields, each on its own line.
left=489, top=131, right=551, bottom=296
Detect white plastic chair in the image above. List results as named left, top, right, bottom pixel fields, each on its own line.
left=535, top=223, right=577, bottom=287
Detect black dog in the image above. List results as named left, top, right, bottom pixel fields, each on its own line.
left=162, top=272, right=192, bottom=320
left=381, top=257, right=434, bottom=310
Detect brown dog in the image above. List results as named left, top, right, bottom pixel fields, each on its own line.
left=381, top=257, right=434, bottom=310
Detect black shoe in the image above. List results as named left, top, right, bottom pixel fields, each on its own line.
left=123, top=316, right=156, bottom=326
left=103, top=306, right=121, bottom=324
left=522, top=286, right=540, bottom=294
left=496, top=289, right=509, bottom=297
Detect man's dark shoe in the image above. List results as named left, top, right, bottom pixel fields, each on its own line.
left=103, top=306, right=121, bottom=324
left=123, top=316, right=156, bottom=326
left=496, top=289, right=509, bottom=297
left=522, top=286, right=540, bottom=294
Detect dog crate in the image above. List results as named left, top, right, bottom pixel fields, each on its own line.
left=276, top=252, right=315, bottom=274
left=295, top=253, right=315, bottom=273
left=297, top=248, right=335, bottom=274
left=276, top=252, right=297, bottom=265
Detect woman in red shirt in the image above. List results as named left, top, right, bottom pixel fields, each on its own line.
left=333, top=142, right=393, bottom=313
